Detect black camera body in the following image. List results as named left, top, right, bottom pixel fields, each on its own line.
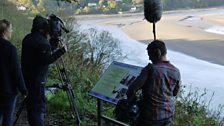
left=114, top=99, right=141, bottom=124
left=47, top=14, right=69, bottom=50
left=48, top=14, right=63, bottom=38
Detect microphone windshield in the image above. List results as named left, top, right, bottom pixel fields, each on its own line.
left=144, top=0, right=163, bottom=23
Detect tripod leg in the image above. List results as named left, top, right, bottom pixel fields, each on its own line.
left=66, top=89, right=81, bottom=126
left=13, top=115, right=20, bottom=126
left=13, top=98, right=27, bottom=126
left=55, top=55, right=81, bottom=125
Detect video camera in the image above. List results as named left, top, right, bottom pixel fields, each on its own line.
left=114, top=98, right=141, bottom=125
left=47, top=14, right=69, bottom=49
left=48, top=14, right=69, bottom=38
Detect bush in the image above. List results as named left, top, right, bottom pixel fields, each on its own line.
left=173, top=86, right=224, bottom=126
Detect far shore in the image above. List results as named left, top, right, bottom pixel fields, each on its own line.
left=75, top=7, right=224, bottom=20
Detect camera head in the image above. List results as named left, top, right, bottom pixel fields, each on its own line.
left=47, top=14, right=70, bottom=49
left=48, top=14, right=69, bottom=39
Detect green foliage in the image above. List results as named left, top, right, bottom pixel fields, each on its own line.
left=1, top=0, right=32, bottom=55
left=107, top=0, right=117, bottom=10
left=122, top=0, right=132, bottom=4
left=46, top=90, right=70, bottom=111
left=132, top=0, right=143, bottom=5
left=98, top=0, right=106, bottom=7
left=173, top=86, right=223, bottom=126
left=82, top=6, right=91, bottom=13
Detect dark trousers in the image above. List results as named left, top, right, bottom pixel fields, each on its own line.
left=27, top=111, right=44, bottom=126
left=0, top=95, right=17, bottom=126
left=135, top=118, right=171, bottom=126
left=27, top=86, right=46, bottom=126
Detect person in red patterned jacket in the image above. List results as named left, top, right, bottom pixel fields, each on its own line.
left=127, top=40, right=181, bottom=126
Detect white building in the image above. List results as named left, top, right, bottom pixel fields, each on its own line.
left=88, top=3, right=97, bottom=7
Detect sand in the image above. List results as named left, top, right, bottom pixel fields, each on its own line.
left=93, top=9, right=224, bottom=65
left=122, top=14, right=224, bottom=41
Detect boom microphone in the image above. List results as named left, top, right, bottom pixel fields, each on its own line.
left=144, top=0, right=163, bottom=23
left=144, top=0, right=163, bottom=40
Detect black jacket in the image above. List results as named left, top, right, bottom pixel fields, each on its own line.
left=0, top=37, right=27, bottom=95
left=21, top=31, right=65, bottom=89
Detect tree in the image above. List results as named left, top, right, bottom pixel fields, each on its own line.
left=132, top=0, right=143, bottom=5
left=79, top=0, right=88, bottom=7
left=107, top=0, right=117, bottom=10
left=83, top=6, right=91, bottom=13
left=122, top=0, right=132, bottom=4
left=99, top=0, right=107, bottom=7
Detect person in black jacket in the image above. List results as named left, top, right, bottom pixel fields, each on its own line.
left=0, top=19, right=27, bottom=126
left=21, top=15, right=66, bottom=126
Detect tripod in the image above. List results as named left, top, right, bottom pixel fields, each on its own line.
left=52, top=51, right=81, bottom=126
left=46, top=38, right=81, bottom=125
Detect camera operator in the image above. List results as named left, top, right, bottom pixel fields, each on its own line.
left=0, top=19, right=27, bottom=126
left=21, top=15, right=67, bottom=126
left=127, top=40, right=181, bottom=126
